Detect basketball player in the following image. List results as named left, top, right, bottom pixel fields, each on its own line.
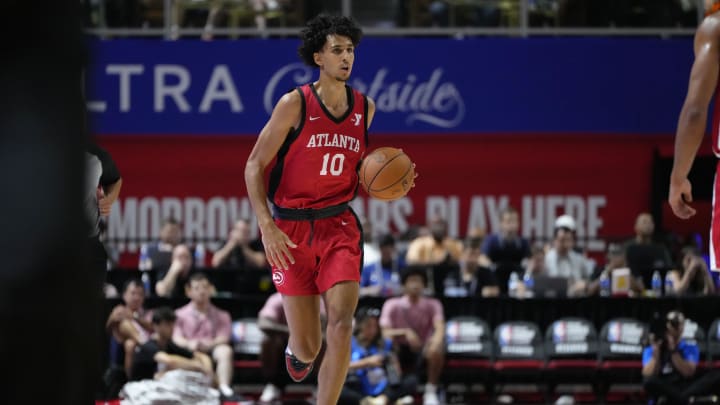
left=245, top=15, right=382, bottom=405
left=670, top=0, right=720, bottom=271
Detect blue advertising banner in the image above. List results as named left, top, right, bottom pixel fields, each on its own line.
left=87, top=37, right=694, bottom=135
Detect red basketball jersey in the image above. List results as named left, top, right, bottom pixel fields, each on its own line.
left=713, top=83, right=720, bottom=158
left=268, top=83, right=368, bottom=209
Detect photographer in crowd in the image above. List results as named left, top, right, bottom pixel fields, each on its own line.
left=642, top=310, right=720, bottom=404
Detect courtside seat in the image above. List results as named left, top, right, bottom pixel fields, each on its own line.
left=231, top=318, right=263, bottom=381
left=597, top=318, right=647, bottom=403
left=681, top=318, right=708, bottom=371
left=708, top=319, right=720, bottom=369
left=493, top=321, right=546, bottom=403
left=544, top=317, right=599, bottom=401
left=444, top=316, right=494, bottom=392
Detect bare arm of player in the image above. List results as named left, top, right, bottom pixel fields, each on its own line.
left=670, top=16, right=720, bottom=219
left=367, top=96, right=376, bottom=129
left=245, top=92, right=302, bottom=270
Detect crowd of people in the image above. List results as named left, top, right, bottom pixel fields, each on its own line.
left=100, top=208, right=720, bottom=404
left=81, top=0, right=702, bottom=38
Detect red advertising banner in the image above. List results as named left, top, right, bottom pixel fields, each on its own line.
left=99, top=134, right=681, bottom=267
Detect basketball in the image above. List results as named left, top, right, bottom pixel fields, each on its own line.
left=359, top=147, right=415, bottom=201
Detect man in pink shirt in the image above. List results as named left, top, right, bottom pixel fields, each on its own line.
left=173, top=273, right=235, bottom=398
left=380, top=266, right=445, bottom=405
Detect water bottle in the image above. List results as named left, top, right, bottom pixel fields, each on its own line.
left=599, top=272, right=611, bottom=297
left=141, top=271, right=152, bottom=297
left=651, top=270, right=663, bottom=297
left=664, top=273, right=674, bottom=296
left=138, top=243, right=152, bottom=271
left=194, top=243, right=206, bottom=268
left=508, top=272, right=519, bottom=298
left=523, top=273, right=535, bottom=298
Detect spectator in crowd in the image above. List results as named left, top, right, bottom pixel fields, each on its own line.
left=586, top=243, right=644, bottom=296
left=257, top=292, right=327, bottom=403
left=481, top=206, right=530, bottom=293
left=173, top=273, right=235, bottom=398
left=667, top=247, right=716, bottom=296
left=155, top=244, right=194, bottom=299
left=212, top=219, right=267, bottom=271
left=129, top=306, right=213, bottom=381
left=544, top=223, right=593, bottom=297
left=482, top=206, right=530, bottom=267
left=624, top=213, right=674, bottom=288
left=642, top=310, right=720, bottom=403
left=106, top=279, right=154, bottom=376
left=339, top=306, right=416, bottom=405
left=523, top=241, right=548, bottom=278
left=360, top=234, right=406, bottom=298
left=406, top=217, right=463, bottom=296
left=380, top=266, right=445, bottom=405
left=443, top=237, right=499, bottom=297
left=147, top=218, right=183, bottom=271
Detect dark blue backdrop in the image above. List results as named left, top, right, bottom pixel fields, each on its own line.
left=86, top=37, right=694, bottom=135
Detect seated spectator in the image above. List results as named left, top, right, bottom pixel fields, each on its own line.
left=586, top=243, right=644, bottom=296
left=173, top=273, right=235, bottom=398
left=406, top=217, right=462, bottom=296
left=443, top=237, right=499, bottom=297
left=360, top=234, right=406, bottom=298
left=522, top=241, right=548, bottom=278
left=380, top=266, right=445, bottom=405
left=481, top=206, right=530, bottom=269
left=642, top=310, right=720, bottom=404
left=146, top=217, right=183, bottom=271
left=155, top=244, right=193, bottom=299
left=257, top=292, right=327, bottom=403
left=624, top=213, right=674, bottom=288
left=544, top=224, right=593, bottom=297
left=129, top=306, right=213, bottom=381
left=211, top=218, right=267, bottom=270
left=667, top=247, right=716, bottom=296
left=106, top=279, right=154, bottom=376
left=339, top=306, right=417, bottom=405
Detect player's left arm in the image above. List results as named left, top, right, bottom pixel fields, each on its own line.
left=366, top=96, right=376, bottom=129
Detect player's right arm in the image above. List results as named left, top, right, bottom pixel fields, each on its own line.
left=245, top=91, right=301, bottom=270
left=670, top=16, right=720, bottom=219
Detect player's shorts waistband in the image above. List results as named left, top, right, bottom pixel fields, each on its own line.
left=272, top=203, right=349, bottom=221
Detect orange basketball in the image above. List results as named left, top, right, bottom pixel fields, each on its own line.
left=359, top=147, right=415, bottom=201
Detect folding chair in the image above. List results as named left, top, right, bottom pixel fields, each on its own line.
left=544, top=317, right=599, bottom=403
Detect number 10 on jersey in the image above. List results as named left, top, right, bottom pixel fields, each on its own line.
left=320, top=153, right=345, bottom=176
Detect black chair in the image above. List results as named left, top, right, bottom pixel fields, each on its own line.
left=544, top=317, right=599, bottom=402
left=231, top=318, right=263, bottom=383
left=681, top=318, right=708, bottom=371
left=708, top=319, right=720, bottom=370
left=493, top=320, right=546, bottom=403
left=597, top=318, right=647, bottom=403
left=444, top=316, right=494, bottom=401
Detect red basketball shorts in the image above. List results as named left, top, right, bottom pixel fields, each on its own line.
left=270, top=209, right=363, bottom=295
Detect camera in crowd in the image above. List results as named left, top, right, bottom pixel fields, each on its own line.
left=649, top=310, right=684, bottom=348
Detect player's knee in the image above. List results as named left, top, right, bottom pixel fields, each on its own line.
left=326, top=312, right=354, bottom=340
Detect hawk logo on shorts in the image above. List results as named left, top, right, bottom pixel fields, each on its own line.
left=272, top=271, right=285, bottom=286
left=351, top=113, right=362, bottom=127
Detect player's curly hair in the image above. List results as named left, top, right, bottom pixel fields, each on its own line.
left=297, top=14, right=363, bottom=68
